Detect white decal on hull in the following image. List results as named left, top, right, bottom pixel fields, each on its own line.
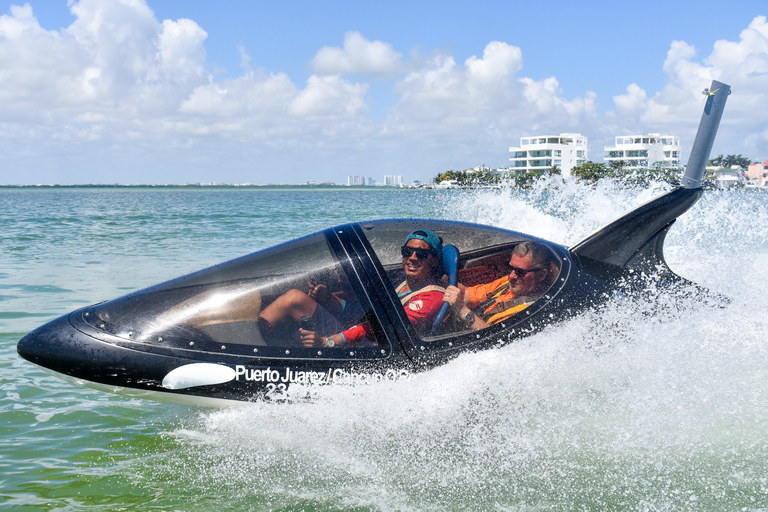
left=162, top=363, right=237, bottom=389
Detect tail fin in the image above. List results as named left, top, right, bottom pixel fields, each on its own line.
left=570, top=80, right=730, bottom=279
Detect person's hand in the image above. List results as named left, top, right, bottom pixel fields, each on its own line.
left=307, top=280, right=330, bottom=302
left=300, top=329, right=340, bottom=348
left=299, top=328, right=322, bottom=348
left=443, top=284, right=466, bottom=312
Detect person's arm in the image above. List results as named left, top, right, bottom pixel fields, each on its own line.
left=443, top=284, right=489, bottom=331
left=300, top=323, right=371, bottom=348
left=307, top=281, right=346, bottom=315
left=451, top=304, right=489, bottom=331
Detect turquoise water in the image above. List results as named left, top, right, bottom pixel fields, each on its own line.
left=2, top=184, right=768, bottom=511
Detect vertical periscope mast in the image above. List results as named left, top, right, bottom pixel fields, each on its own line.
left=570, top=80, right=731, bottom=276
left=681, top=81, right=732, bottom=188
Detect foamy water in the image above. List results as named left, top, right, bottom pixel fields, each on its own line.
left=2, top=184, right=767, bottom=511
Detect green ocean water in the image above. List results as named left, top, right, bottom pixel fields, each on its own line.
left=2, top=185, right=768, bottom=511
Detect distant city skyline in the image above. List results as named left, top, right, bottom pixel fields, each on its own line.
left=0, top=1, right=766, bottom=185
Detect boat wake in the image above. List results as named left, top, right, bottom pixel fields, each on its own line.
left=149, top=184, right=768, bottom=511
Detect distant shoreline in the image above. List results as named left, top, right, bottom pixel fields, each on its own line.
left=0, top=183, right=431, bottom=190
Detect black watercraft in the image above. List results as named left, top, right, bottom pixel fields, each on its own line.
left=17, top=81, right=730, bottom=406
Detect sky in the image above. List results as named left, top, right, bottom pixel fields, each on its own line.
left=0, top=0, right=766, bottom=185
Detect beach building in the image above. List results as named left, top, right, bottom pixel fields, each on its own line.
left=604, top=134, right=681, bottom=170
left=434, top=179, right=459, bottom=189
left=747, top=159, right=768, bottom=188
left=509, top=133, right=587, bottom=178
left=347, top=175, right=365, bottom=186
left=465, top=165, right=494, bottom=175
left=710, top=166, right=745, bottom=189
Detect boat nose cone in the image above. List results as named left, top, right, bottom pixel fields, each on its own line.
left=17, top=314, right=86, bottom=374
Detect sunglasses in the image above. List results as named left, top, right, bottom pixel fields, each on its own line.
left=509, top=265, right=544, bottom=277
left=401, top=246, right=436, bottom=260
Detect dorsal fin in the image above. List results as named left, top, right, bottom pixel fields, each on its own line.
left=571, top=80, right=729, bottom=276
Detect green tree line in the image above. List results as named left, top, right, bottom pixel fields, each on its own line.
left=708, top=154, right=752, bottom=169
left=433, top=169, right=500, bottom=186
left=569, top=161, right=684, bottom=185
left=434, top=154, right=755, bottom=188
left=570, top=154, right=754, bottom=186
left=433, top=166, right=561, bottom=188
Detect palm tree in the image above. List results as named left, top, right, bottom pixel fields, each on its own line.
left=723, top=154, right=750, bottom=169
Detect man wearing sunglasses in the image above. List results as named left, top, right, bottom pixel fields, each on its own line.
left=443, top=241, right=552, bottom=331
left=392, top=229, right=447, bottom=329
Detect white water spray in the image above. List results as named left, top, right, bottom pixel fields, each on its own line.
left=159, top=183, right=768, bottom=511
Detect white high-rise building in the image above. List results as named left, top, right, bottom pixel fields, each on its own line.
left=604, top=134, right=681, bottom=170
left=509, top=133, right=587, bottom=178
left=385, top=175, right=403, bottom=187
left=347, top=176, right=365, bottom=186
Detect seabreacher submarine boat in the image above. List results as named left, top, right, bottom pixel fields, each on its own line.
left=18, top=81, right=730, bottom=406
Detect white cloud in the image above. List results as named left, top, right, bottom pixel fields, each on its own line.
left=180, top=71, right=297, bottom=119
left=609, top=15, right=768, bottom=157
left=0, top=1, right=374, bottom=146
left=0, top=0, right=211, bottom=122
left=613, top=83, right=647, bottom=117
left=66, top=0, right=165, bottom=97
left=238, top=44, right=251, bottom=73
left=0, top=4, right=89, bottom=110
left=309, top=31, right=403, bottom=76
left=465, top=41, right=523, bottom=83
left=1, top=3, right=767, bottom=184
left=393, top=53, right=464, bottom=117
left=389, top=40, right=597, bottom=145
left=706, top=15, right=768, bottom=122
left=155, top=18, right=208, bottom=83
left=520, top=76, right=598, bottom=118
left=289, top=75, right=369, bottom=119
left=707, top=15, right=768, bottom=81
left=392, top=41, right=528, bottom=121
